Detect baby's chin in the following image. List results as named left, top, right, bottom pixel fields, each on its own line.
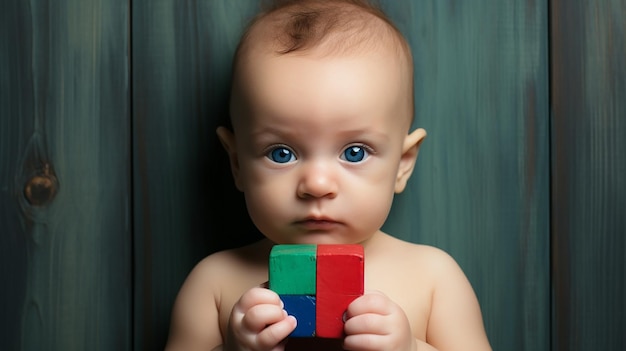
left=266, top=233, right=370, bottom=246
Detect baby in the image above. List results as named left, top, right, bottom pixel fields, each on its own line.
left=166, top=1, right=491, bottom=350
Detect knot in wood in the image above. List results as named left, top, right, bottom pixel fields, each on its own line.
left=24, top=171, right=58, bottom=207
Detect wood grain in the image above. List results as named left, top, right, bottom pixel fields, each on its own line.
left=551, top=1, right=626, bottom=349
left=131, top=1, right=261, bottom=349
left=0, top=0, right=131, bottom=350
left=381, top=2, right=551, bottom=350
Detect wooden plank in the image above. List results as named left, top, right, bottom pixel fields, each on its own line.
left=131, top=1, right=262, bottom=349
left=0, top=0, right=131, bottom=350
left=551, top=1, right=626, bottom=350
left=381, top=2, right=550, bottom=350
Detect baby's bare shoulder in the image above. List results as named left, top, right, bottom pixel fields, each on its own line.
left=381, top=236, right=490, bottom=344
left=166, top=240, right=271, bottom=350
left=375, top=234, right=459, bottom=270
left=188, top=239, right=271, bottom=286
left=368, top=234, right=465, bottom=289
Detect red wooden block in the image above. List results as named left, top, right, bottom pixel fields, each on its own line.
left=315, top=244, right=364, bottom=338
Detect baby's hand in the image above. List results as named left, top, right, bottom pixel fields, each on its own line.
left=225, top=287, right=297, bottom=351
left=343, top=291, right=416, bottom=351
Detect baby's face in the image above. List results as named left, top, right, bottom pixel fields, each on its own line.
left=228, top=47, right=413, bottom=245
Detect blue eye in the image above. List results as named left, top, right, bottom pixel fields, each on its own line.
left=342, top=145, right=368, bottom=163
left=268, top=146, right=296, bottom=163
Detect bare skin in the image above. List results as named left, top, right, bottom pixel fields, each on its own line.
left=166, top=233, right=490, bottom=351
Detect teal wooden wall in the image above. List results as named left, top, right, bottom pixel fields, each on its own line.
left=1, top=1, right=624, bottom=350
left=382, top=2, right=551, bottom=349
left=551, top=0, right=626, bottom=349
left=0, top=0, right=131, bottom=349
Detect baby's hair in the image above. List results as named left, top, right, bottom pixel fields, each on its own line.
left=234, top=0, right=412, bottom=66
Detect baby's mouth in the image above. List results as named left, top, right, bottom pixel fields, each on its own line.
left=295, top=217, right=342, bottom=231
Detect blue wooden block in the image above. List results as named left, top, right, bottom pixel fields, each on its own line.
left=281, top=295, right=316, bottom=337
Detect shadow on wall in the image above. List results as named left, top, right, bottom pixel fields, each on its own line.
left=206, top=112, right=262, bottom=252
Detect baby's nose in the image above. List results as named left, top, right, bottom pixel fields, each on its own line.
left=296, top=162, right=338, bottom=199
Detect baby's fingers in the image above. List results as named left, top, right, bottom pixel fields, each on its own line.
left=344, top=312, right=389, bottom=336
left=237, top=287, right=283, bottom=311
left=343, top=333, right=387, bottom=351
left=242, top=304, right=288, bottom=332
left=255, top=315, right=297, bottom=349
left=346, top=291, right=393, bottom=318
left=344, top=291, right=414, bottom=351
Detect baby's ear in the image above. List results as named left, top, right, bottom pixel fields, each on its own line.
left=395, top=128, right=427, bottom=193
left=216, top=126, right=243, bottom=191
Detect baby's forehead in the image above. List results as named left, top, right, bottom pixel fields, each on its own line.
left=230, top=46, right=413, bottom=131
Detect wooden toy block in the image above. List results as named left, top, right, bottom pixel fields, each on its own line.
left=268, top=244, right=365, bottom=339
left=269, top=244, right=317, bottom=295
left=280, top=295, right=316, bottom=337
left=315, top=244, right=364, bottom=338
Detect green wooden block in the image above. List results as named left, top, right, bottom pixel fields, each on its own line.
left=269, top=245, right=317, bottom=295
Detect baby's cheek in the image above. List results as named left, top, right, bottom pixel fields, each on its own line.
left=245, top=191, right=289, bottom=231
left=353, top=193, right=392, bottom=228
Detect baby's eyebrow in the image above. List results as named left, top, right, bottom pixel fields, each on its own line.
left=248, top=126, right=289, bottom=140
left=246, top=121, right=392, bottom=144
left=246, top=128, right=298, bottom=148
left=333, top=129, right=391, bottom=143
